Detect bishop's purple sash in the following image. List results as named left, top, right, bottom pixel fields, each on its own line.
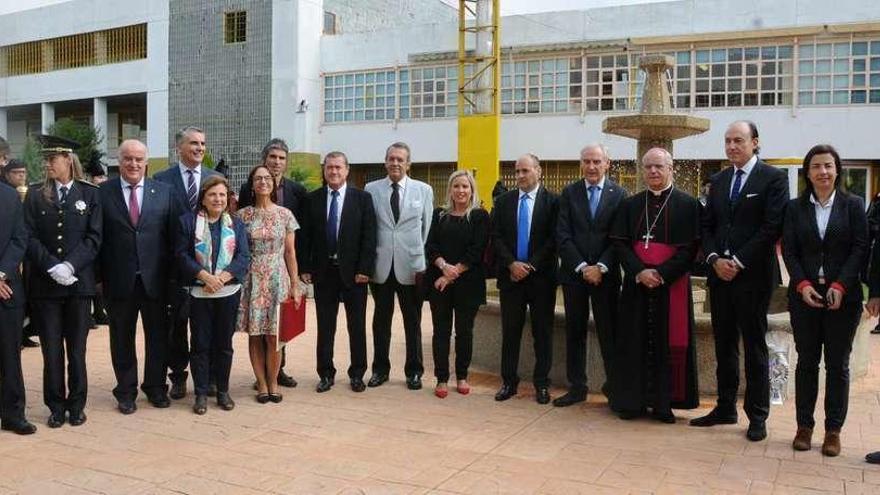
left=632, top=241, right=689, bottom=402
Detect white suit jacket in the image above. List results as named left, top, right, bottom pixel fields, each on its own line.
left=365, top=176, right=433, bottom=285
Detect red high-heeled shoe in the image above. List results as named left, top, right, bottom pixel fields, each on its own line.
left=456, top=381, right=470, bottom=395
left=435, top=384, right=448, bottom=398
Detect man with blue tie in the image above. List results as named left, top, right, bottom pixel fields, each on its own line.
left=99, top=140, right=181, bottom=414
left=153, top=126, right=220, bottom=400
left=555, top=144, right=627, bottom=407
left=692, top=121, right=788, bottom=441
left=491, top=154, right=559, bottom=404
left=300, top=152, right=377, bottom=393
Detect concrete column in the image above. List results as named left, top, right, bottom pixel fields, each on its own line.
left=0, top=108, right=8, bottom=139
left=41, top=103, right=55, bottom=134
left=146, top=90, right=169, bottom=160
left=93, top=97, right=108, bottom=155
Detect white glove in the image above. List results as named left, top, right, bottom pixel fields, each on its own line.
left=47, top=263, right=76, bottom=286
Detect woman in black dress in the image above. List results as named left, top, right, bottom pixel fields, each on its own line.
left=424, top=170, right=489, bottom=398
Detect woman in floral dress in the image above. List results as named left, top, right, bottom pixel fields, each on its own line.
left=236, top=165, right=302, bottom=403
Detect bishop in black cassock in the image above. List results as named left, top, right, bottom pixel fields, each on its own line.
left=610, top=148, right=701, bottom=423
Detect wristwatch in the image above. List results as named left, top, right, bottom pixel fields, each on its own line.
left=0, top=271, right=6, bottom=282
left=598, top=264, right=609, bottom=274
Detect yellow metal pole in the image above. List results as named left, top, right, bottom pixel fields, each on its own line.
left=457, top=0, right=501, bottom=210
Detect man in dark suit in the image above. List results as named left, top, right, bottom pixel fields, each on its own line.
left=153, top=126, right=220, bottom=400
left=238, top=138, right=308, bottom=388
left=691, top=121, right=788, bottom=441
left=0, top=182, right=37, bottom=435
left=555, top=144, right=627, bottom=407
left=99, top=139, right=181, bottom=414
left=300, top=151, right=377, bottom=393
left=492, top=153, right=559, bottom=404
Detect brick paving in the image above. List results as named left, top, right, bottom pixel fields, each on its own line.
left=3, top=301, right=880, bottom=494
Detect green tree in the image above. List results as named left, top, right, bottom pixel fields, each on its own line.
left=20, top=138, right=44, bottom=183
left=47, top=118, right=105, bottom=175
left=287, top=154, right=323, bottom=191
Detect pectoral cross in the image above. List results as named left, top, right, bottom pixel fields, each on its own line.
left=641, top=232, right=654, bottom=250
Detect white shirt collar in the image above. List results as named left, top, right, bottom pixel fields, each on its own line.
left=648, top=181, right=674, bottom=196
left=328, top=182, right=347, bottom=197
left=178, top=162, right=202, bottom=175
left=734, top=154, right=758, bottom=175
left=54, top=179, right=74, bottom=191
left=518, top=184, right=540, bottom=199
left=121, top=177, right=145, bottom=190
left=809, top=190, right=836, bottom=209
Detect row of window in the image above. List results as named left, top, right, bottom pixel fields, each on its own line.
left=323, top=38, right=880, bottom=123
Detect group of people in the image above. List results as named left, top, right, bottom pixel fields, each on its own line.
left=1, top=121, right=880, bottom=464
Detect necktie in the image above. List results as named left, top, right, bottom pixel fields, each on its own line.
left=59, top=185, right=69, bottom=204
left=390, top=182, right=400, bottom=223
left=327, top=190, right=339, bottom=256
left=128, top=185, right=140, bottom=226
left=516, top=194, right=530, bottom=262
left=186, top=169, right=198, bottom=212
left=588, top=185, right=599, bottom=217
left=730, top=169, right=745, bottom=202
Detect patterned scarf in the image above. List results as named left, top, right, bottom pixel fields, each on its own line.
left=194, top=211, right=236, bottom=274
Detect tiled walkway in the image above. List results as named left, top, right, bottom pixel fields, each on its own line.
left=3, top=302, right=880, bottom=494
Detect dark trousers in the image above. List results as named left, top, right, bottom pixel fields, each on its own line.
left=429, top=287, right=479, bottom=382
left=107, top=277, right=168, bottom=402
left=370, top=268, right=423, bottom=378
left=790, top=298, right=861, bottom=431
left=709, top=281, right=771, bottom=422
left=188, top=293, right=240, bottom=397
left=34, top=297, right=90, bottom=414
left=167, top=289, right=190, bottom=384
left=561, top=282, right=617, bottom=392
left=315, top=266, right=368, bottom=380
left=0, top=305, right=27, bottom=423
left=499, top=276, right=556, bottom=388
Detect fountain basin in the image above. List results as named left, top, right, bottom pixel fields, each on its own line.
left=602, top=114, right=710, bottom=141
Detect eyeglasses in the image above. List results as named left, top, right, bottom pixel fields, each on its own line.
left=253, top=176, right=273, bottom=183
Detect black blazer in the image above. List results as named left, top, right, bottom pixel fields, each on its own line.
left=24, top=181, right=102, bottom=298
left=153, top=164, right=221, bottom=214
left=557, top=178, right=627, bottom=286
left=701, top=159, right=788, bottom=289
left=238, top=178, right=308, bottom=220
left=98, top=178, right=181, bottom=300
left=0, top=183, right=27, bottom=308
left=492, top=186, right=559, bottom=290
left=174, top=212, right=251, bottom=286
left=424, top=207, right=490, bottom=302
left=782, top=191, right=867, bottom=303
left=300, top=185, right=377, bottom=288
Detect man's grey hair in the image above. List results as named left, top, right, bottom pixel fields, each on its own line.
left=261, top=138, right=290, bottom=163
left=175, top=126, right=205, bottom=146
left=641, top=147, right=674, bottom=166
left=580, top=143, right=610, bottom=161
left=385, top=141, right=412, bottom=162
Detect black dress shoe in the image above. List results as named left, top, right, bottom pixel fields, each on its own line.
left=217, top=392, right=236, bottom=411
left=552, top=390, right=587, bottom=407
left=68, top=411, right=87, bottom=426
left=535, top=387, right=551, bottom=405
left=207, top=383, right=218, bottom=398
left=148, top=394, right=171, bottom=408
left=350, top=378, right=366, bottom=393
left=278, top=371, right=298, bottom=388
left=866, top=451, right=880, bottom=464
left=193, top=395, right=208, bottom=415
left=20, top=337, right=39, bottom=348
left=92, top=312, right=109, bottom=325
left=169, top=381, right=187, bottom=400
left=652, top=409, right=676, bottom=424
left=746, top=421, right=767, bottom=441
left=406, top=375, right=423, bottom=391
left=47, top=412, right=65, bottom=428
left=118, top=401, right=137, bottom=415
left=1, top=420, right=37, bottom=435
left=689, top=408, right=738, bottom=427
left=256, top=393, right=271, bottom=404
left=367, top=373, right=389, bottom=388
left=618, top=408, right=647, bottom=420
left=494, top=384, right=517, bottom=401
left=316, top=377, right=334, bottom=393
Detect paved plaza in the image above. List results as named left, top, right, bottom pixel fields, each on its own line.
left=3, top=301, right=880, bottom=494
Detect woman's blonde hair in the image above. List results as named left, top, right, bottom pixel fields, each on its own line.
left=41, top=152, right=84, bottom=201
left=441, top=169, right=479, bottom=219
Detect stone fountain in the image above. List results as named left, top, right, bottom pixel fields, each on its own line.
left=603, top=54, right=710, bottom=161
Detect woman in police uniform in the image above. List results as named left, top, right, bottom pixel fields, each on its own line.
left=23, top=135, right=102, bottom=428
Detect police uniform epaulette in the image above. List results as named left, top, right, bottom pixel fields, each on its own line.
left=76, top=179, right=99, bottom=188
left=28, top=182, right=42, bottom=189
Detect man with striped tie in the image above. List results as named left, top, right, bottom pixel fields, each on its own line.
left=154, top=126, right=220, bottom=400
